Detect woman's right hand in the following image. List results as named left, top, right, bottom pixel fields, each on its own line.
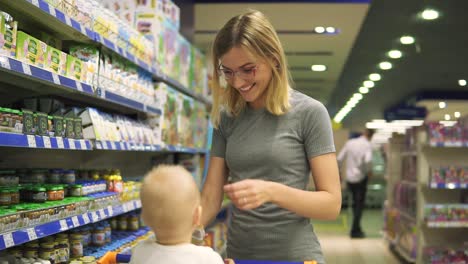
left=224, top=259, right=235, bottom=264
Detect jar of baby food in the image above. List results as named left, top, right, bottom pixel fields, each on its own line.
left=92, top=226, right=106, bottom=246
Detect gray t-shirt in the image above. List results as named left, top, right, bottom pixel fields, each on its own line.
left=211, top=90, right=335, bottom=263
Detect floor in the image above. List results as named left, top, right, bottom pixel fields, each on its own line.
left=312, top=208, right=403, bottom=264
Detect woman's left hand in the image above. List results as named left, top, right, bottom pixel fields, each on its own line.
left=223, top=179, right=273, bottom=210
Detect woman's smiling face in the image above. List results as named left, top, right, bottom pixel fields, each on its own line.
left=219, top=46, right=273, bottom=109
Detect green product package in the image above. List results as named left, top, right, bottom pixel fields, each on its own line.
left=45, top=45, right=67, bottom=75
left=69, top=45, right=100, bottom=85
left=53, top=115, right=65, bottom=137
left=16, top=31, right=47, bottom=68
left=0, top=13, right=17, bottom=58
left=66, top=54, right=87, bottom=82
left=65, top=117, right=75, bottom=138
left=74, top=117, right=83, bottom=139
left=36, top=112, right=49, bottom=136
left=22, top=109, right=35, bottom=134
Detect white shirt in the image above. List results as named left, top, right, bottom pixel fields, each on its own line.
left=129, top=240, right=224, bottom=264
left=337, top=135, right=373, bottom=183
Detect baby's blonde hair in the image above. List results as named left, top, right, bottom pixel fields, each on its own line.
left=210, top=9, right=292, bottom=128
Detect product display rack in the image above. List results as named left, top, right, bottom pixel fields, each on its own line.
left=384, top=127, right=468, bottom=263
left=0, top=131, right=92, bottom=150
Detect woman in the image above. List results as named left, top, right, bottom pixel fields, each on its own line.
left=201, top=10, right=341, bottom=263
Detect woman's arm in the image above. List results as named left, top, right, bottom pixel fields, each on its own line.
left=201, top=157, right=229, bottom=227
left=224, top=152, right=341, bottom=220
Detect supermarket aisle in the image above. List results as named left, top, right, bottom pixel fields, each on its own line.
left=314, top=209, right=401, bottom=264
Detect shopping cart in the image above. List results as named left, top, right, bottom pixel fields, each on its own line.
left=97, top=252, right=318, bottom=264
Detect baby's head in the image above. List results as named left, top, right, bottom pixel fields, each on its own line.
left=140, top=164, right=201, bottom=243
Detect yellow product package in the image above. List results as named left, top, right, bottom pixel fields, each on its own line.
left=45, top=46, right=67, bottom=76
left=16, top=31, right=47, bottom=68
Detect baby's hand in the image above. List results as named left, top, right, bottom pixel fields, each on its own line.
left=224, top=259, right=235, bottom=264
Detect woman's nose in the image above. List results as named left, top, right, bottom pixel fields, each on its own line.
left=231, top=75, right=247, bottom=89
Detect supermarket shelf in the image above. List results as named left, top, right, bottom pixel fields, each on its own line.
left=426, top=221, right=468, bottom=228
left=428, top=182, right=467, bottom=189
left=0, top=199, right=141, bottom=250
left=164, top=145, right=207, bottom=154
left=0, top=56, right=162, bottom=116
left=401, top=151, right=417, bottom=156
left=0, top=132, right=92, bottom=150
left=92, top=228, right=153, bottom=259
left=399, top=180, right=418, bottom=187
left=428, top=142, right=468, bottom=148
left=2, top=0, right=211, bottom=106
left=94, top=140, right=207, bottom=153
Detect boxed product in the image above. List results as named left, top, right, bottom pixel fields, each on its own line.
left=45, top=45, right=67, bottom=75
left=134, top=12, right=164, bottom=68
left=178, top=94, right=194, bottom=147
left=40, top=31, right=62, bottom=50
left=193, top=101, right=208, bottom=149
left=178, top=35, right=191, bottom=88
left=0, top=12, right=17, bottom=58
left=69, top=45, right=100, bottom=86
left=162, top=20, right=179, bottom=80
left=191, top=47, right=208, bottom=95
left=66, top=54, right=88, bottom=83
left=16, top=31, right=47, bottom=68
left=161, top=85, right=178, bottom=146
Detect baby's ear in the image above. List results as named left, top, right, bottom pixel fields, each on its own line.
left=193, top=205, right=202, bottom=226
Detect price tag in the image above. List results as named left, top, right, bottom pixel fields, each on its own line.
left=59, top=220, right=68, bottom=231
left=92, top=212, right=99, bottom=222
left=72, top=216, right=80, bottom=227
left=79, top=140, right=87, bottom=150
left=52, top=73, right=60, bottom=84
left=65, top=16, right=72, bottom=26
left=128, top=202, right=135, bottom=211
left=79, top=24, right=87, bottom=35
left=107, top=206, right=114, bottom=216
left=99, top=209, right=106, bottom=218
left=57, top=137, right=64, bottom=149
left=110, top=141, right=116, bottom=150
left=32, top=0, right=39, bottom=6
left=0, top=57, right=11, bottom=70
left=3, top=233, right=14, bottom=248
left=76, top=81, right=83, bottom=92
left=27, top=135, right=37, bottom=148
left=96, top=141, right=102, bottom=149
left=43, top=136, right=52, bottom=148
left=22, top=63, right=32, bottom=75
left=26, top=228, right=37, bottom=241
left=123, top=203, right=129, bottom=212
left=120, top=142, right=126, bottom=150
left=102, top=142, right=108, bottom=150
left=68, top=139, right=76, bottom=149
left=136, top=200, right=142, bottom=208
left=48, top=4, right=57, bottom=17
left=82, top=213, right=90, bottom=224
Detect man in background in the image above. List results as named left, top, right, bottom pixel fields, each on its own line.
left=337, top=129, right=375, bottom=238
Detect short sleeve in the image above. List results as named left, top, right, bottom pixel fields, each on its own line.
left=302, top=102, right=336, bottom=159
left=210, top=114, right=227, bottom=158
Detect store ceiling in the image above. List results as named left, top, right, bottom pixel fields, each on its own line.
left=193, top=0, right=468, bottom=130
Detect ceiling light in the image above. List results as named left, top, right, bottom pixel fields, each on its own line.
left=359, top=87, right=369, bottom=94
left=326, top=27, right=335, bottom=33
left=388, top=50, right=403, bottom=59
left=439, top=101, right=446, bottom=109
left=311, top=64, right=327, bottom=72
left=421, top=9, right=439, bottom=20
left=369, top=73, right=381, bottom=81
left=363, top=80, right=375, bottom=88
left=454, top=111, right=461, bottom=118
left=400, top=36, right=415, bottom=45
left=353, top=93, right=363, bottom=100
left=459, top=79, right=467, bottom=86
left=444, top=114, right=450, bottom=121
left=379, top=62, right=392, bottom=70
left=314, top=27, right=325, bottom=33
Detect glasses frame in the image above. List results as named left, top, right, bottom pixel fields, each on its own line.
left=217, top=64, right=258, bottom=81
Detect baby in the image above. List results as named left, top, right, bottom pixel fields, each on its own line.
left=130, top=164, right=227, bottom=264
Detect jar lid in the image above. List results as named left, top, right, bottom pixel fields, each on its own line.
left=32, top=186, right=46, bottom=192
left=0, top=188, right=10, bottom=193
left=71, top=184, right=83, bottom=188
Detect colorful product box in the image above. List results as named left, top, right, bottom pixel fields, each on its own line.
left=0, top=13, right=17, bottom=58
left=162, top=20, right=179, bottom=80
left=66, top=54, right=88, bottom=83
left=162, top=85, right=178, bottom=146
left=16, top=31, right=47, bottom=68
left=178, top=35, right=191, bottom=88
left=45, top=46, right=67, bottom=76
left=191, top=47, right=208, bottom=96
left=69, top=45, right=100, bottom=86
left=135, top=12, right=164, bottom=68
left=178, top=94, right=194, bottom=147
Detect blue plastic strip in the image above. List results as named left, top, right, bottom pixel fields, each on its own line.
left=146, top=106, right=162, bottom=115
left=70, top=19, right=82, bottom=33
left=104, top=90, right=145, bottom=111
left=54, top=8, right=67, bottom=24
left=38, top=0, right=49, bottom=13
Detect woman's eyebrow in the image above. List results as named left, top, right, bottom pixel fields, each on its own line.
left=220, top=62, right=255, bottom=70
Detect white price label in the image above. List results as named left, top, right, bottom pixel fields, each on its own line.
left=32, top=0, right=39, bottom=6
left=76, top=81, right=83, bottom=92
left=52, top=73, right=60, bottom=84
left=68, top=139, right=76, bottom=149
left=99, top=209, right=106, bottom=218
left=26, top=228, right=37, bottom=241
left=96, top=141, right=102, bottom=149
left=107, top=206, right=114, bottom=216
left=110, top=141, right=116, bottom=150
left=48, top=4, right=57, bottom=17
left=120, top=142, right=126, bottom=150
left=72, top=216, right=80, bottom=227
left=102, top=142, right=108, bottom=150
left=0, top=57, right=11, bottom=70
left=21, top=63, right=32, bottom=75
left=82, top=213, right=90, bottom=224
left=123, top=203, right=129, bottom=212
left=65, top=16, right=72, bottom=26
left=27, top=135, right=37, bottom=148
left=43, top=136, right=52, bottom=148
left=136, top=200, right=142, bottom=208
left=92, top=212, right=99, bottom=222
left=59, top=220, right=68, bottom=231
left=79, top=24, right=87, bottom=35
left=57, top=137, right=64, bottom=149
left=79, top=140, right=87, bottom=150
left=128, top=202, right=135, bottom=211
left=3, top=233, right=14, bottom=248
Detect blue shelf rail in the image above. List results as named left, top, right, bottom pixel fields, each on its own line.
left=429, top=182, right=467, bottom=189
left=23, top=0, right=211, bottom=106
left=0, top=132, right=92, bottom=150
left=429, top=142, right=468, bottom=148
left=94, top=140, right=207, bottom=154
left=0, top=200, right=141, bottom=250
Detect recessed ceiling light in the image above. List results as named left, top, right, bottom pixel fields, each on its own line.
left=359, top=87, right=369, bottom=94
left=454, top=111, right=461, bottom=118
left=444, top=114, right=451, bottom=121
left=459, top=79, right=467, bottom=86
left=326, top=27, right=335, bottom=33
left=400, top=36, right=415, bottom=45
left=311, top=64, right=327, bottom=72
left=388, top=50, right=403, bottom=59
left=353, top=93, right=363, bottom=100
left=369, top=73, right=381, bottom=81
left=421, top=9, right=439, bottom=20
left=363, top=80, right=375, bottom=88
left=439, top=101, right=446, bottom=109
left=314, top=27, right=325, bottom=33
left=379, top=62, right=392, bottom=70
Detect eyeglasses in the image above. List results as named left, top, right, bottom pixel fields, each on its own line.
left=218, top=65, right=258, bottom=81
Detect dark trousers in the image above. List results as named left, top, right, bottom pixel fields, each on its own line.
left=347, top=176, right=368, bottom=234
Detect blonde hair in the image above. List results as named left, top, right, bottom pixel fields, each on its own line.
left=210, top=9, right=292, bottom=128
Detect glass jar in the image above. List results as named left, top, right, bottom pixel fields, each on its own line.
left=80, top=227, right=91, bottom=247
left=92, top=226, right=106, bottom=246
left=39, top=242, right=56, bottom=262
left=70, top=236, right=83, bottom=258
left=128, top=214, right=139, bottom=231
left=103, top=223, right=111, bottom=243
left=70, top=184, right=83, bottom=197
left=63, top=170, right=76, bottom=184
left=31, top=186, right=47, bottom=202
left=47, top=185, right=64, bottom=201
left=56, top=238, right=69, bottom=263
left=10, top=187, right=19, bottom=204
left=0, top=188, right=11, bottom=205
left=47, top=169, right=62, bottom=184
left=81, top=256, right=96, bottom=264
left=30, top=169, right=47, bottom=184
left=118, top=215, right=128, bottom=231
